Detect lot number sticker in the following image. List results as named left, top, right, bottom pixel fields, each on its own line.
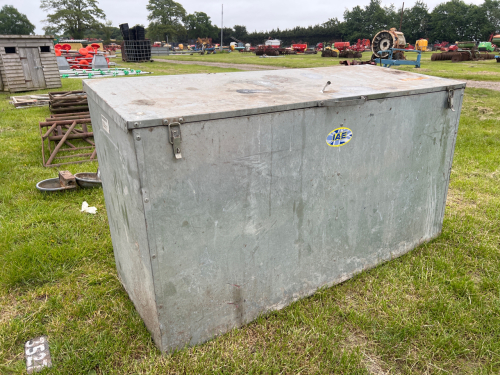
left=102, top=114, right=110, bottom=134
left=25, top=336, right=52, bottom=374
left=326, top=127, right=353, bottom=147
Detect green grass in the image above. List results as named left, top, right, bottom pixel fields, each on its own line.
left=1, top=59, right=499, bottom=373
left=395, top=55, right=500, bottom=82
left=152, top=50, right=500, bottom=81
left=67, top=59, right=241, bottom=79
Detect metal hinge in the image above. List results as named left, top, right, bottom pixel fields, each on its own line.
left=168, top=122, right=182, bottom=159
left=447, top=88, right=455, bottom=112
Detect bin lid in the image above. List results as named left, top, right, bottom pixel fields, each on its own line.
left=83, top=65, right=465, bottom=130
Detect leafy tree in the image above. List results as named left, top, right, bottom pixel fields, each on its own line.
left=342, top=6, right=365, bottom=41
left=217, top=27, right=234, bottom=44
left=184, top=12, right=217, bottom=40
left=342, top=0, right=398, bottom=42
left=146, top=0, right=186, bottom=41
left=42, top=25, right=61, bottom=37
left=401, top=1, right=431, bottom=43
left=147, top=24, right=185, bottom=42
left=82, top=24, right=122, bottom=41
left=430, top=0, right=484, bottom=41
left=102, top=20, right=114, bottom=45
left=40, top=0, right=105, bottom=39
left=322, top=18, right=341, bottom=29
left=147, top=0, right=185, bottom=24
left=480, top=0, right=500, bottom=38
left=232, top=25, right=248, bottom=41
left=0, top=5, right=35, bottom=35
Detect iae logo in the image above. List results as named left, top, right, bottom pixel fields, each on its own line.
left=326, top=127, right=353, bottom=147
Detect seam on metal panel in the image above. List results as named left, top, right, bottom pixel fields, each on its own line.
left=130, top=128, right=164, bottom=346
left=125, top=86, right=465, bottom=130
left=439, top=89, right=463, bottom=228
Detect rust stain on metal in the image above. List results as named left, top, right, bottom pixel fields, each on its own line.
left=401, top=77, right=428, bottom=81
left=39, top=114, right=95, bottom=167
left=39, top=91, right=96, bottom=167
left=58, top=170, right=76, bottom=187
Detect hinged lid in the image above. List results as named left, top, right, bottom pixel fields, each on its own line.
left=83, top=65, right=465, bottom=130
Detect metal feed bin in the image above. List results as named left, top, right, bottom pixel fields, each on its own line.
left=83, top=66, right=465, bottom=352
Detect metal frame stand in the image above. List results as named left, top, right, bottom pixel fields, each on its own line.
left=374, top=48, right=422, bottom=68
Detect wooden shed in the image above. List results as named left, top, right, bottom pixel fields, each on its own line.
left=0, top=35, right=62, bottom=93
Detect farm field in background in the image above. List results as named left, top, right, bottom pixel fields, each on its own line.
left=0, top=58, right=499, bottom=374
left=152, top=51, right=500, bottom=81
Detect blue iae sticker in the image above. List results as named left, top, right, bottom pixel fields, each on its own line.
left=326, top=127, right=353, bottom=147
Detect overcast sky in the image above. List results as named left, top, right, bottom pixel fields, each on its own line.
left=10, top=0, right=486, bottom=35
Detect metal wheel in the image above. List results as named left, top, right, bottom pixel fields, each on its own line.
left=372, top=31, right=394, bottom=58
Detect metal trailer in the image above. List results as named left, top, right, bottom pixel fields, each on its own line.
left=83, top=66, right=465, bottom=353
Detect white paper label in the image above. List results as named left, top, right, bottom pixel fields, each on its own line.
left=102, top=114, right=109, bottom=134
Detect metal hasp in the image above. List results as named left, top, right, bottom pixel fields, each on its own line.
left=83, top=66, right=466, bottom=353
left=374, top=48, right=422, bottom=68
left=168, top=121, right=182, bottom=159
left=448, top=88, right=455, bottom=111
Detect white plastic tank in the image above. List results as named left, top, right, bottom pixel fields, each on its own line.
left=265, top=39, right=281, bottom=47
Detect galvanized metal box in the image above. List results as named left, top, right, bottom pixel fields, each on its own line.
left=83, top=66, right=465, bottom=352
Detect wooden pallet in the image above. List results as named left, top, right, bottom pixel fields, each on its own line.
left=49, top=91, right=88, bottom=114
left=10, top=94, right=50, bottom=108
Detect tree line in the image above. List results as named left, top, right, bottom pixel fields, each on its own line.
left=0, top=0, right=499, bottom=45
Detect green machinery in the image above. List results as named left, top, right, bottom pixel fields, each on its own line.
left=478, top=42, right=495, bottom=52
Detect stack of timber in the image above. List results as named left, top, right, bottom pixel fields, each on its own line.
left=49, top=91, right=88, bottom=114
left=0, top=35, right=62, bottom=92
left=10, top=94, right=50, bottom=108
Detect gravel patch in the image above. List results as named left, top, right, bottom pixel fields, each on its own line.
left=466, top=80, right=500, bottom=91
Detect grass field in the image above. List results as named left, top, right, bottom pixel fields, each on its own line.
left=0, top=57, right=499, bottom=374
left=153, top=50, right=500, bottom=81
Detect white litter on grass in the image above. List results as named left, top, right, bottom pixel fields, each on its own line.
left=81, top=201, right=97, bottom=214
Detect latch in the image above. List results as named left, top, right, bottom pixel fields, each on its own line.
left=447, top=88, right=455, bottom=112
left=168, top=122, right=182, bottom=159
